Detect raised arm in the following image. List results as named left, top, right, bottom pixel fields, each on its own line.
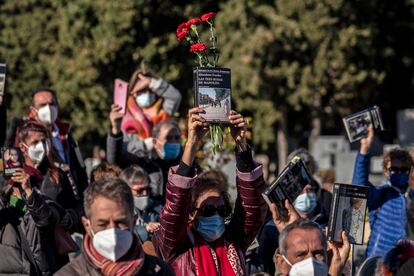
left=150, top=77, right=182, bottom=116
left=153, top=107, right=208, bottom=261
left=226, top=110, right=267, bottom=252
left=107, top=104, right=125, bottom=164
left=351, top=126, right=381, bottom=209
left=352, top=126, right=374, bottom=186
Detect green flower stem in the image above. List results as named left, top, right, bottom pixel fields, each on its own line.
left=209, top=124, right=224, bottom=155
left=191, top=25, right=201, bottom=43
left=207, top=20, right=219, bottom=66
left=208, top=21, right=216, bottom=49
left=196, top=52, right=203, bottom=67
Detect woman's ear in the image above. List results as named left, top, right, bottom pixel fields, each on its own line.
left=189, top=212, right=195, bottom=223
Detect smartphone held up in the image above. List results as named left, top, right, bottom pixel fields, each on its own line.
left=113, top=79, right=128, bottom=115
left=1, top=147, right=24, bottom=180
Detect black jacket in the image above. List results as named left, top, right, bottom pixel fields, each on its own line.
left=0, top=189, right=61, bottom=275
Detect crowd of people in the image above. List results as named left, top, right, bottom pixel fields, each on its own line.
left=0, top=65, right=414, bottom=276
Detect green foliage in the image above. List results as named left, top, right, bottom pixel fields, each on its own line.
left=0, top=1, right=221, bottom=146
left=217, top=0, right=389, bottom=150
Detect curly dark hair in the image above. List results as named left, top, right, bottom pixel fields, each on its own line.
left=383, top=148, right=413, bottom=170
left=191, top=170, right=231, bottom=214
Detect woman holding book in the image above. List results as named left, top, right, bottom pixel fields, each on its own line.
left=153, top=107, right=267, bottom=275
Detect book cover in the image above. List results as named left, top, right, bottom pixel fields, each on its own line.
left=0, top=63, right=6, bottom=96
left=327, top=183, right=369, bottom=244
left=342, top=105, right=384, bottom=143
left=194, top=67, right=231, bottom=123
left=262, top=156, right=313, bottom=219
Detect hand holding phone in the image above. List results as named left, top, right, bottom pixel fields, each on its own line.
left=113, top=79, right=128, bottom=115
left=11, top=168, right=32, bottom=197
left=109, top=104, right=124, bottom=135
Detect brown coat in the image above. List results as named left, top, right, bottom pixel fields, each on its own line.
left=55, top=250, right=174, bottom=276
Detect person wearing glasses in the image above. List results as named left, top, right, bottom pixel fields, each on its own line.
left=352, top=126, right=414, bottom=258
left=153, top=107, right=267, bottom=275
left=119, top=165, right=162, bottom=243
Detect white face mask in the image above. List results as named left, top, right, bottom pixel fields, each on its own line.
left=92, top=227, right=133, bottom=262
left=133, top=195, right=149, bottom=211
left=282, top=256, right=328, bottom=276
left=23, top=141, right=46, bottom=164
left=37, top=104, right=58, bottom=124
left=135, top=91, right=156, bottom=108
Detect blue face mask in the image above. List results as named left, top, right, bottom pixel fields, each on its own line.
left=294, top=192, right=317, bottom=214
left=388, top=172, right=409, bottom=191
left=160, top=143, right=181, bottom=160
left=135, top=91, right=156, bottom=108
left=196, top=214, right=225, bottom=242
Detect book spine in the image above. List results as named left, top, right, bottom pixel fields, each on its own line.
left=375, top=106, right=385, bottom=130
left=328, top=183, right=340, bottom=241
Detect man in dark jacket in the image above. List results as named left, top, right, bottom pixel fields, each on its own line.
left=0, top=166, right=62, bottom=275
left=5, top=88, right=89, bottom=200
left=55, top=177, right=172, bottom=275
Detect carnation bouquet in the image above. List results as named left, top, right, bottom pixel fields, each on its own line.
left=176, top=12, right=228, bottom=154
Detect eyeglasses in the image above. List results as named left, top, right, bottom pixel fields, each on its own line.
left=195, top=204, right=232, bottom=218
left=388, top=167, right=411, bottom=174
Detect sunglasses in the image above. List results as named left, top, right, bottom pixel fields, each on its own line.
left=195, top=204, right=232, bottom=218
left=388, top=167, right=411, bottom=174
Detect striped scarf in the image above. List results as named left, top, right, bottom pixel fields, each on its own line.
left=192, top=229, right=244, bottom=276
left=83, top=234, right=145, bottom=276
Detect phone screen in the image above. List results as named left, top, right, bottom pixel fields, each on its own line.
left=114, top=79, right=128, bottom=115
left=2, top=147, right=24, bottom=180
left=0, top=63, right=6, bottom=96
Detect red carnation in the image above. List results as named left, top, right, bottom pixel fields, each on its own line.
left=200, top=12, right=216, bottom=22
left=176, top=22, right=189, bottom=41
left=190, top=43, right=207, bottom=53
left=186, top=18, right=201, bottom=27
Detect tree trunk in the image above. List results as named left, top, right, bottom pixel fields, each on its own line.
left=308, top=94, right=321, bottom=152
left=277, top=106, right=288, bottom=173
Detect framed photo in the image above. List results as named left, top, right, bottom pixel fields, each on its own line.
left=328, top=183, right=369, bottom=244
left=262, top=156, right=312, bottom=219
left=343, top=106, right=384, bottom=143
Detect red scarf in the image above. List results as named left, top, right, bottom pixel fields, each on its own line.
left=192, top=229, right=242, bottom=276
left=23, top=165, right=44, bottom=187
left=83, top=234, right=145, bottom=276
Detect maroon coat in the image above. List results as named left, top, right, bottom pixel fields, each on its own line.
left=153, top=164, right=267, bottom=275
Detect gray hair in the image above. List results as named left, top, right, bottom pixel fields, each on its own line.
left=151, top=119, right=179, bottom=139
left=83, top=177, right=134, bottom=218
left=287, top=148, right=318, bottom=175
left=119, top=165, right=150, bottom=188
left=279, top=220, right=326, bottom=256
